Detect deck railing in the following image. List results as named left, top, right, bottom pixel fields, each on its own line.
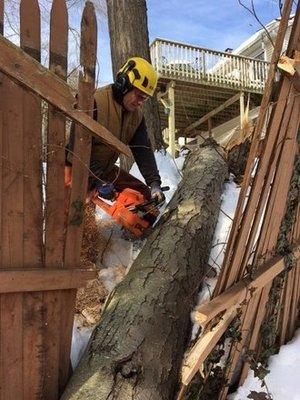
left=150, top=38, right=269, bottom=93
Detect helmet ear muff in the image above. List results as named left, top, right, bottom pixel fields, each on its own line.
left=115, top=60, right=136, bottom=95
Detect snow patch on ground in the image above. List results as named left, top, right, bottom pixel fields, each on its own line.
left=71, top=315, right=94, bottom=369
left=196, top=175, right=240, bottom=306
left=130, top=150, right=183, bottom=204
left=70, top=151, right=183, bottom=368
left=229, top=329, right=300, bottom=400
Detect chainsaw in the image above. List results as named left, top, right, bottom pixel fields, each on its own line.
left=92, top=186, right=169, bottom=237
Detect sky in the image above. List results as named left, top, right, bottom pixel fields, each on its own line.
left=3, top=0, right=296, bottom=85
left=93, top=0, right=294, bottom=86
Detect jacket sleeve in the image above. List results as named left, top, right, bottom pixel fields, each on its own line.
left=129, top=117, right=161, bottom=187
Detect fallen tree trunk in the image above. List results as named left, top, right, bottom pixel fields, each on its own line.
left=61, top=140, right=228, bottom=400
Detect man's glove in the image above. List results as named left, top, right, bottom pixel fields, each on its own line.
left=96, top=182, right=116, bottom=201
left=150, top=182, right=165, bottom=204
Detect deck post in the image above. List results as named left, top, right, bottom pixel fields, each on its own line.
left=168, top=80, right=176, bottom=157
left=240, top=91, right=245, bottom=129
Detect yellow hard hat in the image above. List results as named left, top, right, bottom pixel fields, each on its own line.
left=116, top=57, right=158, bottom=97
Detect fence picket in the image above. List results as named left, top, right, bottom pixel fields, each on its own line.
left=44, top=0, right=68, bottom=397
left=0, top=0, right=3, bottom=35
left=60, top=1, right=97, bottom=393
left=0, top=25, right=24, bottom=400
left=20, top=1, right=44, bottom=399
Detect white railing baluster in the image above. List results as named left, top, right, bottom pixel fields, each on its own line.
left=150, top=38, right=268, bottom=93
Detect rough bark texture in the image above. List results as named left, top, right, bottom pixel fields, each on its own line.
left=61, top=141, right=228, bottom=400
left=106, top=0, right=163, bottom=149
left=227, top=139, right=251, bottom=183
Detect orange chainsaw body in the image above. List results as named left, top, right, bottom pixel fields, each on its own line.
left=92, top=188, right=158, bottom=237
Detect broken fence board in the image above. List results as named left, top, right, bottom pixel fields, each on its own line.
left=0, top=268, right=96, bottom=293
left=0, top=34, right=130, bottom=157
left=214, top=0, right=294, bottom=296
left=181, top=306, right=237, bottom=387
left=194, top=250, right=300, bottom=324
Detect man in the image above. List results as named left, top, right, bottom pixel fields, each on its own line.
left=66, top=56, right=165, bottom=205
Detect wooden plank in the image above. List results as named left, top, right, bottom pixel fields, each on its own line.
left=22, top=292, right=44, bottom=400
left=261, top=98, right=299, bottom=252
left=185, top=92, right=240, bottom=135
left=0, top=34, right=130, bottom=157
left=288, top=262, right=300, bottom=338
left=0, top=268, right=96, bottom=293
left=223, top=106, right=299, bottom=396
left=0, top=0, right=3, bottom=35
left=0, top=293, right=23, bottom=400
left=194, top=279, right=247, bottom=325
left=0, top=64, right=24, bottom=400
left=218, top=10, right=299, bottom=396
left=64, top=2, right=97, bottom=269
left=44, top=1, right=69, bottom=397
left=0, top=112, right=2, bottom=268
left=181, top=306, right=237, bottom=387
left=280, top=268, right=294, bottom=344
left=194, top=250, right=300, bottom=324
left=214, top=0, right=294, bottom=296
left=59, top=3, right=97, bottom=393
left=223, top=96, right=299, bottom=396
left=223, top=80, right=292, bottom=288
left=20, top=2, right=44, bottom=399
left=45, top=0, right=68, bottom=267
left=21, top=0, right=43, bottom=268
left=220, top=290, right=262, bottom=398
left=238, top=88, right=295, bottom=270
left=238, top=284, right=272, bottom=387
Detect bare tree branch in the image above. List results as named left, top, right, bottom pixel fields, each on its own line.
left=237, top=0, right=275, bottom=48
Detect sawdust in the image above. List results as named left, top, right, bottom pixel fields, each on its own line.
left=75, top=203, right=127, bottom=327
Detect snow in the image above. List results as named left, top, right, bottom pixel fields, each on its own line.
left=70, top=150, right=300, bottom=400
left=130, top=150, right=183, bottom=204
left=70, top=150, right=183, bottom=369
left=194, top=175, right=240, bottom=310
left=71, top=315, right=94, bottom=370
left=229, top=329, right=300, bottom=400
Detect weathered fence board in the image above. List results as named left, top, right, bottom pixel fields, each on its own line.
left=60, top=2, right=97, bottom=393
left=0, top=0, right=97, bottom=398
left=214, top=0, right=294, bottom=295
left=178, top=4, right=300, bottom=398
left=20, top=1, right=44, bottom=398
left=0, top=71, right=25, bottom=400
left=44, top=1, right=68, bottom=396
left=0, top=34, right=130, bottom=157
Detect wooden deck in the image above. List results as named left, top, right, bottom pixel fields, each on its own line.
left=155, top=78, right=262, bottom=135
left=150, top=38, right=267, bottom=135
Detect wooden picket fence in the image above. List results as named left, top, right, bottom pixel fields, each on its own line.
left=0, top=1, right=128, bottom=399
left=178, top=1, right=300, bottom=398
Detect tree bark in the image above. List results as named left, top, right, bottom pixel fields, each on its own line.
left=61, top=140, right=228, bottom=400
left=106, top=0, right=163, bottom=150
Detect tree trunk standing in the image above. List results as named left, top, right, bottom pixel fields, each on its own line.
left=106, top=0, right=163, bottom=150
left=61, top=141, right=228, bottom=400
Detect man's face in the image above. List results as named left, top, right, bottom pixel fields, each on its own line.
left=122, top=87, right=149, bottom=112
